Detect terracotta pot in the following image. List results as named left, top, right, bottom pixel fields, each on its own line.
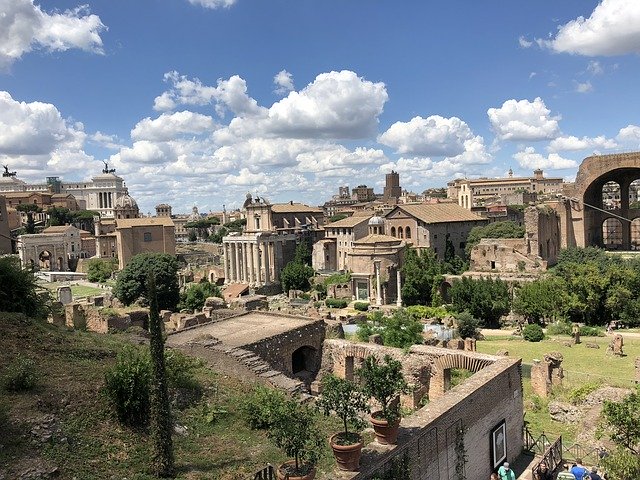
left=370, top=411, right=400, bottom=445
left=329, top=433, right=363, bottom=471
left=276, top=460, right=316, bottom=480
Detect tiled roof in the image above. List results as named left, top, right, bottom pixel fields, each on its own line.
left=325, top=214, right=372, bottom=228
left=271, top=203, right=323, bottom=214
left=354, top=234, right=403, bottom=245
left=391, top=203, right=484, bottom=224
left=42, top=225, right=76, bottom=233
left=115, top=217, right=175, bottom=228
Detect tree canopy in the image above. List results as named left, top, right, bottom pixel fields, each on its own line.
left=0, top=256, right=49, bottom=318
left=113, top=253, right=180, bottom=310
left=401, top=248, right=443, bottom=306
left=449, top=276, right=511, bottom=328
left=178, top=280, right=222, bottom=311
left=281, top=243, right=314, bottom=292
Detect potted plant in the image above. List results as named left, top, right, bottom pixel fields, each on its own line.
left=268, top=396, right=323, bottom=480
left=317, top=374, right=369, bottom=471
left=357, top=355, right=409, bottom=445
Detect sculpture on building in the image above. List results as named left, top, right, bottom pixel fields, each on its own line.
left=2, top=165, right=16, bottom=177
left=101, top=161, right=116, bottom=174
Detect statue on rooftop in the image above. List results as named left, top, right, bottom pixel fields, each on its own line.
left=102, top=161, right=116, bottom=174
left=2, top=165, right=16, bottom=177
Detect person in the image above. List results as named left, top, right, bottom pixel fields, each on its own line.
left=535, top=462, right=553, bottom=480
left=491, top=474, right=499, bottom=480
left=589, top=467, right=602, bottom=480
left=557, top=464, right=577, bottom=480
left=571, top=458, right=589, bottom=480
left=497, top=462, right=516, bottom=480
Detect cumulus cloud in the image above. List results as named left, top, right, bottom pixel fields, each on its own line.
left=224, top=167, right=267, bottom=186
left=89, top=131, right=125, bottom=150
left=131, top=111, right=215, bottom=142
left=378, top=115, right=488, bottom=160
left=548, top=135, right=617, bottom=152
left=0, top=90, right=94, bottom=176
left=154, top=72, right=263, bottom=117
left=538, top=0, right=640, bottom=56
left=617, top=124, right=640, bottom=145
left=488, top=97, right=561, bottom=141
left=273, top=70, right=294, bottom=95
left=513, top=147, right=578, bottom=170
left=0, top=0, right=106, bottom=69
left=187, top=0, right=237, bottom=8
left=518, top=36, right=533, bottom=48
left=575, top=81, right=593, bottom=93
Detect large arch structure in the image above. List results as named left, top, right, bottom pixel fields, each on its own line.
left=563, top=152, right=640, bottom=250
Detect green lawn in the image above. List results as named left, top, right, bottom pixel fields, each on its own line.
left=70, top=284, right=107, bottom=298
left=476, top=334, right=640, bottom=442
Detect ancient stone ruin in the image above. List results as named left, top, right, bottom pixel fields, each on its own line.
left=531, top=351, right=564, bottom=397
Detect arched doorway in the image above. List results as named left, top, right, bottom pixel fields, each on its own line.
left=602, top=218, right=623, bottom=250
left=291, top=346, right=317, bottom=376
left=57, top=257, right=64, bottom=271
left=602, top=181, right=620, bottom=210
left=39, top=250, right=51, bottom=270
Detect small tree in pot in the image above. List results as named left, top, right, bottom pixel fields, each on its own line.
left=268, top=396, right=323, bottom=480
left=357, top=355, right=409, bottom=445
left=317, top=374, right=369, bottom=472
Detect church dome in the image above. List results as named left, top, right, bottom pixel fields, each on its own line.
left=115, top=193, right=138, bottom=209
left=368, top=216, right=385, bottom=226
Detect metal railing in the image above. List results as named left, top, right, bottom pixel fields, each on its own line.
left=562, top=443, right=600, bottom=466
left=531, top=436, right=563, bottom=479
left=253, top=464, right=276, bottom=480
left=523, top=426, right=553, bottom=456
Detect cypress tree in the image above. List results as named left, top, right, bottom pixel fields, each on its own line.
left=147, top=273, right=175, bottom=477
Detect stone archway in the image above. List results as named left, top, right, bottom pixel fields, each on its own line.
left=39, top=250, right=52, bottom=270
left=291, top=345, right=318, bottom=377
left=430, top=353, right=493, bottom=400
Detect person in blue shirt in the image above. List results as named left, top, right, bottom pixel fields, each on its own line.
left=570, top=459, right=588, bottom=479
left=497, top=462, right=516, bottom=480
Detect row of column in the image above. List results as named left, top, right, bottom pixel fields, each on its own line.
left=98, top=192, right=113, bottom=209
left=224, top=241, right=281, bottom=285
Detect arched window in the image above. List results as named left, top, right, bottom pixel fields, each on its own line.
left=398, top=227, right=404, bottom=239
left=390, top=226, right=396, bottom=237
left=405, top=226, right=411, bottom=239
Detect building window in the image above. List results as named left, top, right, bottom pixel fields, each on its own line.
left=144, top=232, right=152, bottom=242
left=405, top=227, right=411, bottom=239
left=390, top=226, right=396, bottom=237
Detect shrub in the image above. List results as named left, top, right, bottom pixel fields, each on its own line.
left=405, top=305, right=448, bottom=320
left=87, top=258, right=118, bottom=283
left=353, top=302, right=369, bottom=312
left=2, top=355, right=38, bottom=392
left=356, top=310, right=423, bottom=349
left=546, top=322, right=573, bottom=336
left=357, top=355, right=409, bottom=422
left=325, top=298, right=348, bottom=308
left=104, top=347, right=151, bottom=427
left=455, top=311, right=480, bottom=339
left=580, top=326, right=605, bottom=337
left=522, top=324, right=544, bottom=342
left=178, top=280, right=222, bottom=312
left=164, top=349, right=203, bottom=391
left=568, top=381, right=601, bottom=405
left=241, top=385, right=288, bottom=430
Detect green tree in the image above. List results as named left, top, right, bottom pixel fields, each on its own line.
left=465, top=221, right=525, bottom=257
left=401, top=248, right=442, bottom=306
left=0, top=257, right=49, bottom=318
left=281, top=261, right=314, bottom=292
left=357, top=355, right=409, bottom=422
left=449, top=277, right=510, bottom=328
left=356, top=310, right=423, bottom=349
left=178, top=280, right=222, bottom=311
left=187, top=230, right=197, bottom=242
left=455, top=311, right=480, bottom=339
left=329, top=214, right=348, bottom=223
left=147, top=274, right=175, bottom=477
left=87, top=258, right=118, bottom=283
left=47, top=206, right=73, bottom=226
left=512, top=277, right=570, bottom=324
left=113, top=253, right=179, bottom=310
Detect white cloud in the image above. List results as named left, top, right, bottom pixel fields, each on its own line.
left=0, top=0, right=106, bottom=69
left=154, top=72, right=263, bottom=117
left=379, top=115, right=480, bottom=157
left=538, top=0, right=640, bottom=56
left=131, top=111, right=215, bottom=142
left=89, top=131, right=125, bottom=150
left=617, top=124, right=640, bottom=145
left=575, top=81, right=593, bottom=93
left=224, top=167, right=267, bottom=186
left=0, top=90, right=94, bottom=177
left=587, top=60, right=604, bottom=75
left=273, top=70, right=294, bottom=95
left=513, top=147, right=578, bottom=170
left=187, top=0, right=237, bottom=8
left=488, top=97, right=561, bottom=141
left=518, top=36, right=533, bottom=48
left=548, top=135, right=617, bottom=152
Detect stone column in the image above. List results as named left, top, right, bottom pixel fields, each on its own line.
left=254, top=242, right=262, bottom=285
left=223, top=243, right=230, bottom=283
left=274, top=241, right=281, bottom=282
left=263, top=242, right=271, bottom=284
left=240, top=243, right=246, bottom=282
left=234, top=242, right=241, bottom=283
left=621, top=180, right=631, bottom=250
left=396, top=270, right=402, bottom=307
left=374, top=260, right=382, bottom=306
left=248, top=243, right=255, bottom=284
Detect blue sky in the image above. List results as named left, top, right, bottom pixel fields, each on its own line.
left=1, top=0, right=640, bottom=214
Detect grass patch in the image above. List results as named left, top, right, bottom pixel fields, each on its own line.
left=0, top=312, right=344, bottom=479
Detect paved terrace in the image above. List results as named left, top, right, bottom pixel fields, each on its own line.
left=166, top=311, right=314, bottom=347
